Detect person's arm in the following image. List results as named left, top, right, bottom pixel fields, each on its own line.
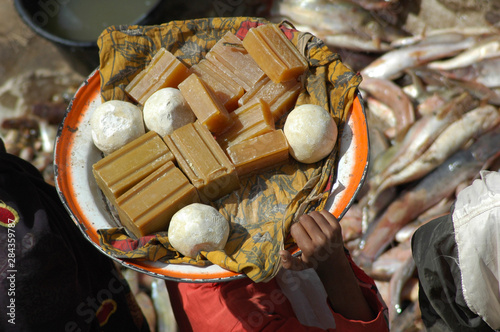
left=166, top=209, right=387, bottom=332
left=279, top=210, right=375, bottom=322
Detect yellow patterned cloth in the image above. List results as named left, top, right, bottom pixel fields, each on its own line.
left=96, top=17, right=361, bottom=283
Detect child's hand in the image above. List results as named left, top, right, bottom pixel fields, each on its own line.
left=280, top=209, right=376, bottom=322
left=279, top=210, right=345, bottom=273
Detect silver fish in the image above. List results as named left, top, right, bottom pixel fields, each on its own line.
left=428, top=36, right=500, bottom=71
left=271, top=0, right=405, bottom=52
left=438, top=54, right=500, bottom=88
left=365, top=96, right=397, bottom=138
left=362, top=35, right=485, bottom=80
left=394, top=196, right=453, bottom=244
left=340, top=203, right=363, bottom=243
left=414, top=92, right=450, bottom=117
left=375, top=105, right=500, bottom=194
left=355, top=124, right=500, bottom=268
left=358, top=125, right=395, bottom=230
left=409, top=67, right=500, bottom=106
left=389, top=255, right=416, bottom=324
left=389, top=288, right=422, bottom=331
left=370, top=92, right=477, bottom=191
left=365, top=126, right=390, bottom=186
left=368, top=126, right=390, bottom=159
left=390, top=26, right=499, bottom=48
left=360, top=77, right=415, bottom=138
left=311, top=33, right=393, bottom=52
left=370, top=239, right=411, bottom=281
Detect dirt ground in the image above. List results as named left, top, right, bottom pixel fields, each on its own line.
left=0, top=0, right=84, bottom=121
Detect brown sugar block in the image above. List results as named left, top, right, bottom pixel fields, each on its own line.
left=205, top=31, right=266, bottom=91
left=226, top=129, right=289, bottom=177
left=238, top=77, right=302, bottom=121
left=190, top=59, right=244, bottom=112
left=178, top=73, right=233, bottom=135
left=92, top=131, right=175, bottom=204
left=125, top=48, right=191, bottom=105
left=163, top=121, right=240, bottom=201
left=269, top=81, right=303, bottom=121
left=242, top=24, right=308, bottom=83
left=115, top=161, right=200, bottom=238
left=216, top=99, right=274, bottom=150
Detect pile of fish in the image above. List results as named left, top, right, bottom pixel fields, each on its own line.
left=273, top=1, right=500, bottom=330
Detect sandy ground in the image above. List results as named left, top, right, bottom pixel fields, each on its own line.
left=0, top=0, right=84, bottom=121
left=0, top=0, right=80, bottom=80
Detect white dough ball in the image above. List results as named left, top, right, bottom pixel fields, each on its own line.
left=283, top=104, right=338, bottom=164
left=90, top=100, right=145, bottom=155
left=168, top=203, right=230, bottom=258
left=143, top=88, right=196, bottom=136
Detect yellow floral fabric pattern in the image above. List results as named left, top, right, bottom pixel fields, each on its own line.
left=96, top=17, right=361, bottom=283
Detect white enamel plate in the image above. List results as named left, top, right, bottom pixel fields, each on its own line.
left=54, top=69, right=369, bottom=282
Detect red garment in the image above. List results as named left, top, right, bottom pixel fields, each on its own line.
left=166, top=255, right=389, bottom=331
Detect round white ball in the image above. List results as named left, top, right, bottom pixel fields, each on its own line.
left=143, top=88, right=196, bottom=136
left=283, top=104, right=338, bottom=164
left=168, top=203, right=230, bottom=258
left=90, top=100, right=145, bottom=155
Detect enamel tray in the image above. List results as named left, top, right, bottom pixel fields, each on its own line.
left=54, top=69, right=369, bottom=282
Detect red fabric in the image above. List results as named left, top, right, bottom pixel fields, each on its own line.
left=165, top=255, right=389, bottom=332
left=110, top=234, right=157, bottom=251
left=235, top=21, right=297, bottom=41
